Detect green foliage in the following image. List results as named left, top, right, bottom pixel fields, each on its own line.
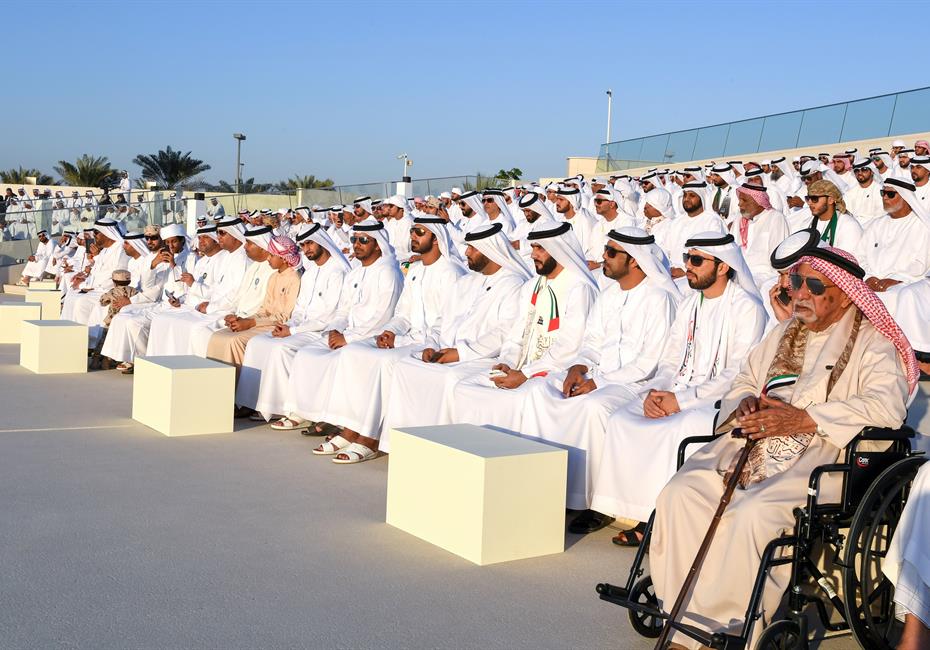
left=274, top=174, right=335, bottom=192
left=209, top=178, right=273, bottom=193
left=132, top=146, right=211, bottom=190
left=53, top=155, right=117, bottom=187
left=0, top=167, right=55, bottom=185
left=495, top=167, right=523, bottom=182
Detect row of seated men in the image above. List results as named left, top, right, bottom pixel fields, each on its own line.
left=22, top=167, right=930, bottom=646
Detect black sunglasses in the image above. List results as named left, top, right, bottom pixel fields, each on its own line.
left=350, top=235, right=371, bottom=244
left=880, top=190, right=898, bottom=198
left=682, top=253, right=715, bottom=267
left=805, top=195, right=825, bottom=202
left=144, top=235, right=161, bottom=240
left=481, top=197, right=495, bottom=203
left=789, top=273, right=836, bottom=296
left=603, top=245, right=629, bottom=259
left=593, top=198, right=609, bottom=204
left=410, top=227, right=429, bottom=236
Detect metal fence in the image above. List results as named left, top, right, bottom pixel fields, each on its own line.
left=596, top=86, right=930, bottom=173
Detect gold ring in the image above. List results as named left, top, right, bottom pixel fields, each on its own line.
left=761, top=425, right=766, bottom=433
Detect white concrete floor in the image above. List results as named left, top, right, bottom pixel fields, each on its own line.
left=0, top=295, right=859, bottom=649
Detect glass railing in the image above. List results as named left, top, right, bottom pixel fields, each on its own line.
left=596, top=86, right=930, bottom=173
left=0, top=174, right=520, bottom=267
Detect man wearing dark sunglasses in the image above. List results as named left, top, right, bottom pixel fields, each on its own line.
left=845, top=158, right=885, bottom=222
left=650, top=235, right=916, bottom=647
left=596, top=231, right=766, bottom=547
left=803, top=180, right=862, bottom=254
left=859, top=177, right=930, bottom=296
left=283, top=220, right=404, bottom=457
left=516, top=228, right=681, bottom=535
left=294, top=217, right=466, bottom=463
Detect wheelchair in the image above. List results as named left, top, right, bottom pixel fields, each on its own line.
left=595, top=425, right=927, bottom=650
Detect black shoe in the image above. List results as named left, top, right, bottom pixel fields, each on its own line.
left=568, top=510, right=615, bottom=535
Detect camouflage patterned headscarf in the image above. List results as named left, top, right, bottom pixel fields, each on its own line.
left=807, top=179, right=846, bottom=214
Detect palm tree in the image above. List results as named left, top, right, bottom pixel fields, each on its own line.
left=132, top=146, right=211, bottom=189
left=0, top=167, right=55, bottom=185
left=274, top=174, right=334, bottom=192
left=209, top=177, right=273, bottom=194
left=53, top=155, right=117, bottom=187
left=495, top=167, right=523, bottom=183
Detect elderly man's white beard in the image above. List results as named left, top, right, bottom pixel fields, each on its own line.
left=792, top=298, right=818, bottom=325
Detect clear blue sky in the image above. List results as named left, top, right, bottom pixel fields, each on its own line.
left=6, top=0, right=928, bottom=186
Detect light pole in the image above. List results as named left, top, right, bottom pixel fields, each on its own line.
left=605, top=89, right=613, bottom=144
left=233, top=133, right=246, bottom=209
left=396, top=153, right=409, bottom=179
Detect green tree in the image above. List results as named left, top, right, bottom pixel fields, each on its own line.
left=0, top=167, right=55, bottom=185
left=274, top=174, right=334, bottom=192
left=209, top=177, right=273, bottom=194
left=495, top=167, right=523, bottom=183
left=132, top=146, right=211, bottom=189
left=53, top=154, right=118, bottom=187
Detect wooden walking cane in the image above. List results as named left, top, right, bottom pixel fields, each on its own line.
left=654, top=431, right=758, bottom=650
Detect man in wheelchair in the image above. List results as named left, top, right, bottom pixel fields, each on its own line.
left=649, top=232, right=921, bottom=649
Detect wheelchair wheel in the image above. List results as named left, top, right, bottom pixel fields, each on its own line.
left=843, top=456, right=926, bottom=650
left=755, top=619, right=804, bottom=650
left=628, top=576, right=664, bottom=638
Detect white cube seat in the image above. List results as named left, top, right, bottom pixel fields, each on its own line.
left=132, top=355, right=235, bottom=437
left=386, top=424, right=567, bottom=566
left=24, top=288, right=62, bottom=319
left=19, top=320, right=88, bottom=374
left=29, top=280, right=58, bottom=290
left=0, top=302, right=43, bottom=344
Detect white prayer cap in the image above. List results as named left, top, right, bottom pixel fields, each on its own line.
left=518, top=191, right=557, bottom=220
left=439, top=191, right=452, bottom=199
left=683, top=232, right=762, bottom=303
left=892, top=139, right=906, bottom=148
left=196, top=224, right=219, bottom=242
left=413, top=216, right=465, bottom=266
left=451, top=187, right=463, bottom=195
left=525, top=218, right=598, bottom=291
left=352, top=218, right=396, bottom=263
left=882, top=177, right=930, bottom=227
left=607, top=227, right=681, bottom=302
left=463, top=222, right=532, bottom=281
left=353, top=195, right=373, bottom=215
left=644, top=187, right=674, bottom=219
left=384, top=195, right=406, bottom=209
left=295, top=222, right=351, bottom=271
left=217, top=216, right=247, bottom=243
left=94, top=218, right=124, bottom=242
left=160, top=223, right=185, bottom=241
left=244, top=225, right=274, bottom=252
left=123, top=231, right=149, bottom=257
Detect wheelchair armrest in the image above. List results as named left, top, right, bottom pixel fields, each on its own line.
left=677, top=434, right=719, bottom=470
left=856, top=425, right=915, bottom=441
